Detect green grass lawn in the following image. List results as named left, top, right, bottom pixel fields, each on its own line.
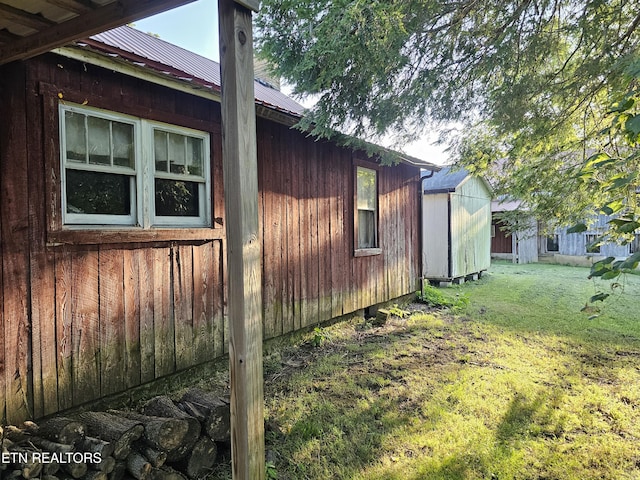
left=211, top=261, right=640, bottom=480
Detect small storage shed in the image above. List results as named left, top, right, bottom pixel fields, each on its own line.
left=422, top=167, right=492, bottom=284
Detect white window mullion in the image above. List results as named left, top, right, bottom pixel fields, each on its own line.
left=140, top=120, right=152, bottom=229
left=60, top=103, right=210, bottom=229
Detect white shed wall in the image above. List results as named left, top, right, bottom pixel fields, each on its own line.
left=422, top=193, right=450, bottom=278
left=450, top=189, right=492, bottom=277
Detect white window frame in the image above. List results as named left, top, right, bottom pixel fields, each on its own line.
left=355, top=165, right=380, bottom=252
left=59, top=104, right=142, bottom=226
left=59, top=103, right=211, bottom=229
left=146, top=121, right=211, bottom=228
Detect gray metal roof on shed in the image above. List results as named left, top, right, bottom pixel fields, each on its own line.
left=422, top=166, right=471, bottom=194
left=83, top=25, right=305, bottom=118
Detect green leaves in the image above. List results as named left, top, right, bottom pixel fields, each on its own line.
left=589, top=292, right=610, bottom=303
left=258, top=0, right=640, bottom=149
left=626, top=114, right=640, bottom=139
left=566, top=223, right=588, bottom=234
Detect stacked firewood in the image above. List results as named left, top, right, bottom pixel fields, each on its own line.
left=0, top=388, right=231, bottom=480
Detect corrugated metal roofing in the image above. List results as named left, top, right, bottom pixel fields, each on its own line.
left=85, top=25, right=305, bottom=118
left=423, top=166, right=470, bottom=193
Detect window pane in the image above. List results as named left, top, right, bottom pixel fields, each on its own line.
left=66, top=169, right=131, bottom=215
left=586, top=234, right=600, bottom=253
left=358, top=210, right=376, bottom=248
left=168, top=133, right=186, bottom=174
left=186, top=137, right=204, bottom=177
left=65, top=111, right=86, bottom=163
left=87, top=116, right=111, bottom=165
left=155, top=178, right=199, bottom=216
left=357, top=167, right=377, bottom=210
left=112, top=121, right=134, bottom=168
left=154, top=130, right=168, bottom=172
left=546, top=235, right=559, bottom=252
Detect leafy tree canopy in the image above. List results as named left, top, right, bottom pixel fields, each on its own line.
left=257, top=0, right=640, bottom=289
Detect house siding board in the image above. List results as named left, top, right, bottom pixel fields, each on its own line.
left=123, top=248, right=142, bottom=389
left=27, top=58, right=58, bottom=418
left=516, top=226, right=539, bottom=264
left=555, top=214, right=630, bottom=258
left=1, top=62, right=33, bottom=423
left=98, top=248, right=126, bottom=397
left=0, top=53, right=423, bottom=421
left=71, top=249, right=101, bottom=406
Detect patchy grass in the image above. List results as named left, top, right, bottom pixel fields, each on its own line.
left=209, top=262, right=640, bottom=480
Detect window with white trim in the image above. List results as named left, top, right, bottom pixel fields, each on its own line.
left=60, top=103, right=211, bottom=228
left=356, top=166, right=378, bottom=249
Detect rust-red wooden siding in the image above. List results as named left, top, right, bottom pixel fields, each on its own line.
left=257, top=119, right=421, bottom=336
left=0, top=54, right=422, bottom=423
left=491, top=217, right=513, bottom=254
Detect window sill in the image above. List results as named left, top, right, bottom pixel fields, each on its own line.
left=354, top=248, right=382, bottom=257
left=47, top=227, right=224, bottom=246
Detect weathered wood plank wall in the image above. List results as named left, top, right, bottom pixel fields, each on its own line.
left=258, top=120, right=421, bottom=336
left=0, top=53, right=422, bottom=422
left=0, top=62, right=32, bottom=424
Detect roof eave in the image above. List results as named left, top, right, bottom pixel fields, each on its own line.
left=52, top=45, right=304, bottom=126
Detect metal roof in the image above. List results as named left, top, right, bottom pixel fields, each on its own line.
left=423, top=166, right=471, bottom=193
left=82, top=25, right=306, bottom=118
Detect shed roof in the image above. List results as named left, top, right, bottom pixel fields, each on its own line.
left=422, top=166, right=473, bottom=194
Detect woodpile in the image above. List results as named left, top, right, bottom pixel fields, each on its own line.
left=0, top=390, right=231, bottom=479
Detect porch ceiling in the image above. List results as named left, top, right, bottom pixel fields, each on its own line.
left=0, top=0, right=198, bottom=66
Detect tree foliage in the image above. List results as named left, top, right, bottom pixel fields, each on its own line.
left=257, top=1, right=640, bottom=297
left=257, top=1, right=639, bottom=144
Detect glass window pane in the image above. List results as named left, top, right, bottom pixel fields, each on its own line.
left=154, top=130, right=168, bottom=172
left=65, top=111, right=86, bottom=163
left=112, top=121, right=134, bottom=168
left=186, top=137, right=204, bottom=177
left=66, top=169, right=131, bottom=215
left=168, top=133, right=186, bottom=174
left=87, top=116, right=111, bottom=165
left=586, top=234, right=601, bottom=253
left=358, top=210, right=376, bottom=248
left=155, top=178, right=199, bottom=216
left=357, top=167, right=377, bottom=210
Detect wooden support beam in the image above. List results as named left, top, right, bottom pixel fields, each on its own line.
left=0, top=3, right=56, bottom=30
left=218, top=1, right=265, bottom=479
left=233, top=0, right=260, bottom=11
left=0, top=29, right=21, bottom=44
left=45, top=0, right=93, bottom=15
left=0, top=0, right=199, bottom=65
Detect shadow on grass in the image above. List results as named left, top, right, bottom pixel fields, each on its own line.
left=266, top=332, right=574, bottom=479
left=256, top=264, right=640, bottom=480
